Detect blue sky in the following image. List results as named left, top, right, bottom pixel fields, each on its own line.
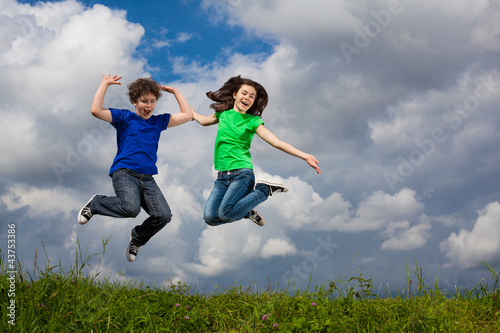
left=17, top=0, right=275, bottom=83
left=2, top=0, right=500, bottom=295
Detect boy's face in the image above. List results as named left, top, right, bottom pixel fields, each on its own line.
left=133, top=93, right=157, bottom=120
left=233, top=84, right=256, bottom=113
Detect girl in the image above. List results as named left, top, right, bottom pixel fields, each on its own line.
left=192, top=76, right=321, bottom=227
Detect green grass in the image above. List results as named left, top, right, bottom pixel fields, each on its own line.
left=1, top=238, right=499, bottom=332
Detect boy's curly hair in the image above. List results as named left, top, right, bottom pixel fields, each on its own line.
left=206, top=75, right=268, bottom=117
left=127, top=77, right=162, bottom=104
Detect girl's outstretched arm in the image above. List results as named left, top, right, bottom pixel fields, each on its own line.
left=192, top=109, right=218, bottom=126
left=159, top=86, right=193, bottom=128
left=256, top=125, right=322, bottom=174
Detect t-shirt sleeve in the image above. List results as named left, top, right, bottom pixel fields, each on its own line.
left=109, top=108, right=126, bottom=128
left=253, top=117, right=264, bottom=131
left=161, top=113, right=171, bottom=130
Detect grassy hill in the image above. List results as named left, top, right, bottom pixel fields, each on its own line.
left=1, top=239, right=499, bottom=332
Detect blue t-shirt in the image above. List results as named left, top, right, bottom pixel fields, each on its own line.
left=109, top=108, right=170, bottom=175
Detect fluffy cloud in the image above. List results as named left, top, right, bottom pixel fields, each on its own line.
left=380, top=219, right=432, bottom=251
left=0, top=0, right=147, bottom=188
left=183, top=181, right=430, bottom=279
left=1, top=183, right=81, bottom=219
left=260, top=238, right=297, bottom=259
left=440, top=202, right=500, bottom=269
left=2, top=0, right=500, bottom=291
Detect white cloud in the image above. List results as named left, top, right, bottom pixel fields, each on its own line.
left=471, top=9, right=500, bottom=51
left=254, top=170, right=429, bottom=237
left=1, top=183, right=81, bottom=219
left=2, top=0, right=500, bottom=292
left=185, top=226, right=239, bottom=276
left=242, top=234, right=262, bottom=258
left=260, top=238, right=297, bottom=259
left=0, top=111, right=40, bottom=175
left=153, top=31, right=195, bottom=49
left=380, top=219, right=432, bottom=251
left=440, top=202, right=500, bottom=269
left=203, top=0, right=361, bottom=40
left=355, top=189, right=424, bottom=228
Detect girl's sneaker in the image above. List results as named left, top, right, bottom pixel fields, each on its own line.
left=257, top=180, right=289, bottom=196
left=77, top=194, right=97, bottom=225
left=249, top=210, right=265, bottom=226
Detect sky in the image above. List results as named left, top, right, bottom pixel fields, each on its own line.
left=1, top=0, right=500, bottom=294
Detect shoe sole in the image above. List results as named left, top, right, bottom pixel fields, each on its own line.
left=77, top=194, right=97, bottom=225
left=257, top=180, right=289, bottom=194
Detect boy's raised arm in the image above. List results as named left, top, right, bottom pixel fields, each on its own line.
left=91, top=75, right=122, bottom=123
left=159, top=86, right=193, bottom=128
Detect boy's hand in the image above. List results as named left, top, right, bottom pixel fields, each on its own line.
left=102, top=74, right=122, bottom=86
left=159, top=85, right=178, bottom=94
left=91, top=74, right=120, bottom=123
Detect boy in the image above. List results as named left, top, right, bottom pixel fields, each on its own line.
left=77, top=74, right=192, bottom=262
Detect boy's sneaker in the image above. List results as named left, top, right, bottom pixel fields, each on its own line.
left=257, top=180, right=289, bottom=196
left=249, top=210, right=265, bottom=226
left=126, top=231, right=140, bottom=262
left=77, top=194, right=97, bottom=225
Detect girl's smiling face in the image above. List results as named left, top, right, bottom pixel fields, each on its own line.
left=133, top=93, right=157, bottom=120
left=233, top=84, right=257, bottom=113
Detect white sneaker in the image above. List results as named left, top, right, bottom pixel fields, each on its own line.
left=126, top=242, right=140, bottom=262
left=126, top=230, right=140, bottom=262
left=257, top=180, right=289, bottom=196
left=249, top=210, right=265, bottom=226
left=77, top=194, right=97, bottom=225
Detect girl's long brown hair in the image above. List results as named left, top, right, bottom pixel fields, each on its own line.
left=206, top=75, right=268, bottom=117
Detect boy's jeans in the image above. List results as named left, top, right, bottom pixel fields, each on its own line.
left=204, top=168, right=270, bottom=226
left=90, top=168, right=172, bottom=246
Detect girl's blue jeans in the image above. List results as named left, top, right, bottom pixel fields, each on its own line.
left=90, top=168, right=172, bottom=246
left=204, top=168, right=270, bottom=226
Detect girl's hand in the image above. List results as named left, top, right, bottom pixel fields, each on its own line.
left=306, top=155, right=322, bottom=174
left=102, top=74, right=122, bottom=86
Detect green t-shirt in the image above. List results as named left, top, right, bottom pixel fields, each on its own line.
left=214, top=109, right=264, bottom=171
